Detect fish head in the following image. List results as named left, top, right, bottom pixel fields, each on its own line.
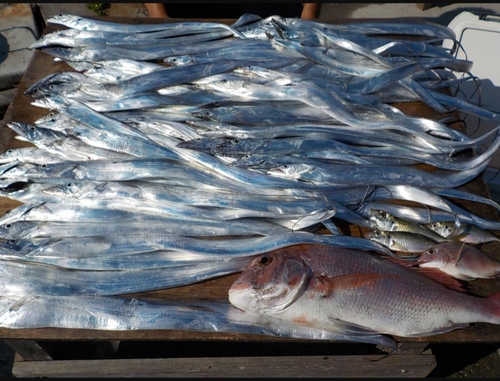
left=417, top=243, right=452, bottom=269
left=231, top=153, right=267, bottom=168
left=34, top=111, right=69, bottom=129
left=46, top=13, right=82, bottom=28
left=363, top=229, right=391, bottom=246
left=267, top=164, right=313, bottom=180
left=43, top=181, right=83, bottom=198
left=7, top=122, right=39, bottom=143
left=0, top=149, right=21, bottom=164
left=0, top=221, right=34, bottom=240
left=229, top=249, right=312, bottom=314
left=426, top=221, right=453, bottom=238
left=40, top=46, right=83, bottom=62
left=368, top=209, right=395, bottom=230
left=26, top=72, right=82, bottom=99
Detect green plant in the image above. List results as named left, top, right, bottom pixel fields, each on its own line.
left=86, top=3, right=110, bottom=16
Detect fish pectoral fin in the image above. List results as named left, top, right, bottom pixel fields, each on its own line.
left=325, top=316, right=386, bottom=337
left=314, top=273, right=394, bottom=295
left=413, top=266, right=468, bottom=293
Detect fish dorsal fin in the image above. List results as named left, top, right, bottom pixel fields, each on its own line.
left=454, top=240, right=468, bottom=265
left=380, top=254, right=467, bottom=293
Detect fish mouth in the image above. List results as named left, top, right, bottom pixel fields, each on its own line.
left=6, top=123, right=28, bottom=139
left=228, top=281, right=255, bottom=311
left=417, top=256, right=448, bottom=269
left=228, top=280, right=252, bottom=293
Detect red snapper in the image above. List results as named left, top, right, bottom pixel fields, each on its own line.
left=228, top=244, right=500, bottom=338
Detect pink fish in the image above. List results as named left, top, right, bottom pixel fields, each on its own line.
left=418, top=241, right=500, bottom=280
left=228, top=244, right=500, bottom=338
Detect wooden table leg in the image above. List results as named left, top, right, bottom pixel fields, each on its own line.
left=3, top=339, right=52, bottom=361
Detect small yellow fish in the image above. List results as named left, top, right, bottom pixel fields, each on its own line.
left=369, top=209, right=448, bottom=242
left=364, top=229, right=438, bottom=257
left=426, top=221, right=500, bottom=244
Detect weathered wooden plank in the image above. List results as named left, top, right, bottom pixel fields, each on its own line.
left=12, top=353, right=436, bottom=378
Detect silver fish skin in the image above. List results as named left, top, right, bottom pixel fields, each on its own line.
left=228, top=244, right=500, bottom=338
left=34, top=111, right=86, bottom=132
left=0, top=231, right=378, bottom=260
left=39, top=38, right=267, bottom=62
left=41, top=180, right=332, bottom=219
left=0, top=257, right=250, bottom=296
left=0, top=201, right=192, bottom=225
left=0, top=147, right=63, bottom=165
left=30, top=94, right=155, bottom=143
left=0, top=251, right=247, bottom=271
left=46, top=13, right=247, bottom=37
left=265, top=160, right=490, bottom=190
left=418, top=242, right=500, bottom=281
left=0, top=295, right=396, bottom=350
left=0, top=218, right=290, bottom=240
left=7, top=122, right=137, bottom=161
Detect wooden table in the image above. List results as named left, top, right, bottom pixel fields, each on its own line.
left=1, top=17, right=500, bottom=378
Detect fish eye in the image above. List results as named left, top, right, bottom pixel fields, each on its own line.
left=257, top=255, right=273, bottom=266
left=29, top=126, right=36, bottom=131
left=4, top=224, right=12, bottom=229
left=428, top=249, right=435, bottom=254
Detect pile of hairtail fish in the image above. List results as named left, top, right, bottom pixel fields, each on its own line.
left=1, top=13, right=500, bottom=351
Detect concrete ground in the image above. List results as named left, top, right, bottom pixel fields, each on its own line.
left=2, top=3, right=500, bottom=378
